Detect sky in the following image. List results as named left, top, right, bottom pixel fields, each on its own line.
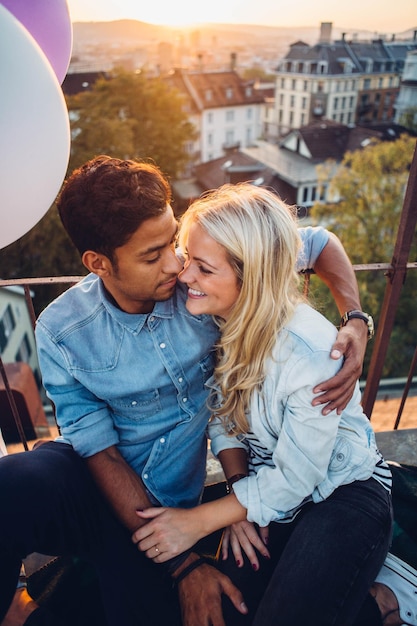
left=66, top=0, right=416, bottom=32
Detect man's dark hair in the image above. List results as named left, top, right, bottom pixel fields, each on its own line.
left=57, top=155, right=172, bottom=261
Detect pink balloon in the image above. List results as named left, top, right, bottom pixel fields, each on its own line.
left=0, top=0, right=72, bottom=83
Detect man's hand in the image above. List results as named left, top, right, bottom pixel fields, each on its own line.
left=312, top=319, right=367, bottom=415
left=177, top=560, right=248, bottom=626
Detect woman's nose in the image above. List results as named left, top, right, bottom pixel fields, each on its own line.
left=178, top=263, right=191, bottom=283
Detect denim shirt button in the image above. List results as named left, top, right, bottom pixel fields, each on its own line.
left=160, top=437, right=165, bottom=443
left=336, top=453, right=344, bottom=461
left=143, top=473, right=149, bottom=479
left=178, top=377, right=183, bottom=383
left=131, top=401, right=137, bottom=406
left=182, top=397, right=188, bottom=403
left=160, top=343, right=166, bottom=349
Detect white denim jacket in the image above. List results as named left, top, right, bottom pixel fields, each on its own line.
left=208, top=303, right=381, bottom=527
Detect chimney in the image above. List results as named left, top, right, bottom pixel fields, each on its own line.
left=319, top=22, right=332, bottom=44
left=230, top=52, right=237, bottom=71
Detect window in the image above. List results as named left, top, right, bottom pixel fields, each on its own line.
left=15, top=333, right=32, bottom=362
left=279, top=93, right=284, bottom=106
left=226, top=110, right=235, bottom=122
left=205, top=89, right=212, bottom=101
left=363, top=78, right=371, bottom=90
left=290, top=95, right=295, bottom=108
left=207, top=112, right=213, bottom=124
left=0, top=304, right=16, bottom=352
left=225, top=130, right=235, bottom=145
left=226, top=87, right=233, bottom=99
left=334, top=97, right=339, bottom=110
left=301, top=97, right=307, bottom=109
left=247, top=107, right=253, bottom=120
left=207, top=132, right=213, bottom=146
left=292, top=79, right=296, bottom=90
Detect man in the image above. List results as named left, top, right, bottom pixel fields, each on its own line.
left=0, top=156, right=369, bottom=626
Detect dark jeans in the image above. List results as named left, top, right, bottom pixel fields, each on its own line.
left=220, top=477, right=393, bottom=626
left=0, top=443, right=392, bottom=626
left=0, top=442, right=182, bottom=626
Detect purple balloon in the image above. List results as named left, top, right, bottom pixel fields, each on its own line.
left=0, top=0, right=72, bottom=83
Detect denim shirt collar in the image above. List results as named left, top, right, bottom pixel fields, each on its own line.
left=98, top=278, right=175, bottom=334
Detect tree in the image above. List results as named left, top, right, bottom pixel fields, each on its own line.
left=310, top=135, right=417, bottom=377
left=0, top=68, right=197, bottom=314
left=67, top=68, right=197, bottom=178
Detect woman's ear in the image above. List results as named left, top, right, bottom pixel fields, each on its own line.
left=82, top=250, right=112, bottom=277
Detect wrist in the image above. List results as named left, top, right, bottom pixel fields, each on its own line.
left=226, top=473, right=248, bottom=494
left=340, top=310, right=374, bottom=340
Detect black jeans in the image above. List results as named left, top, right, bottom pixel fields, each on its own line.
left=0, top=442, right=182, bottom=626
left=220, top=477, right=393, bottom=626
left=0, top=443, right=392, bottom=626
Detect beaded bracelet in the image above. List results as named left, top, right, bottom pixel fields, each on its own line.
left=172, top=556, right=211, bottom=587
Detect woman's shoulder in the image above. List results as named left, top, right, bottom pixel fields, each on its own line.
left=283, top=303, right=338, bottom=353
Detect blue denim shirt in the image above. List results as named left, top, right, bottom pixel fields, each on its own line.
left=35, top=227, right=328, bottom=508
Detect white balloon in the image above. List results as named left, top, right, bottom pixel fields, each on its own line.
left=0, top=4, right=70, bottom=250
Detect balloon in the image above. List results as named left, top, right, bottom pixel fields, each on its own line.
left=0, top=5, right=70, bottom=250
left=0, top=0, right=72, bottom=84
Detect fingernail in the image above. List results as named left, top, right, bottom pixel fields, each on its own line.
left=263, top=553, right=270, bottom=559
left=263, top=536, right=269, bottom=545
left=252, top=563, right=258, bottom=571
left=136, top=509, right=143, bottom=513
left=236, top=559, right=241, bottom=567
left=331, top=350, right=342, bottom=359
left=241, top=602, right=248, bottom=614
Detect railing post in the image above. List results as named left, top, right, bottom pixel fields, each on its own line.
left=362, top=141, right=417, bottom=419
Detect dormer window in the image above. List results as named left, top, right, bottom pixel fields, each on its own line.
left=245, top=86, right=252, bottom=97
left=205, top=89, right=212, bottom=101
left=226, top=87, right=233, bottom=99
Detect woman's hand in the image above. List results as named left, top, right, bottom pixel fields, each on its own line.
left=132, top=507, right=202, bottom=562
left=221, top=521, right=270, bottom=571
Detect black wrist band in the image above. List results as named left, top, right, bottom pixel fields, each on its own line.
left=172, top=556, right=211, bottom=587
left=163, top=549, right=192, bottom=577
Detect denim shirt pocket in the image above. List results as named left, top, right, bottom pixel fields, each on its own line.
left=108, top=389, right=162, bottom=422
left=328, top=437, right=352, bottom=471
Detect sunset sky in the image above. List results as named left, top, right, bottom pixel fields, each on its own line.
left=66, top=0, right=416, bottom=32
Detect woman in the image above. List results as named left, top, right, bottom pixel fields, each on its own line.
left=133, top=184, right=397, bottom=625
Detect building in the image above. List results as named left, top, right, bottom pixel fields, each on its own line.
left=172, top=119, right=408, bottom=213
left=272, top=23, right=417, bottom=137
left=0, top=286, right=40, bottom=386
left=395, top=50, right=417, bottom=127
left=163, top=67, right=265, bottom=165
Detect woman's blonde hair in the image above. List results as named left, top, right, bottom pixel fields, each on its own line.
left=179, top=183, right=302, bottom=435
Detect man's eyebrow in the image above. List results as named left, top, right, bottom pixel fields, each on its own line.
left=137, top=224, right=179, bottom=257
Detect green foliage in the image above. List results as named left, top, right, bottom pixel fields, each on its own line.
left=399, top=107, right=417, bottom=133
left=310, top=135, right=417, bottom=378
left=0, top=68, right=197, bottom=315
left=0, top=204, right=85, bottom=316
left=67, top=68, right=197, bottom=178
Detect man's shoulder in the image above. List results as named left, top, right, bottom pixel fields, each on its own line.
left=37, top=274, right=103, bottom=334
